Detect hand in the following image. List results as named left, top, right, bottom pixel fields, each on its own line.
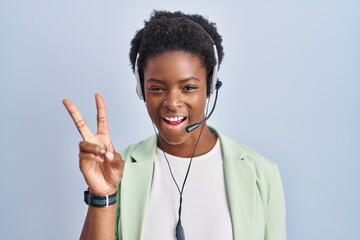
left=63, top=93, right=124, bottom=196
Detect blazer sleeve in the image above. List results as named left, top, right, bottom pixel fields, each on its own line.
left=265, top=162, right=287, bottom=240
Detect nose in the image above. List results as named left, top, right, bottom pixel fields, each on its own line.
left=163, top=90, right=182, bottom=110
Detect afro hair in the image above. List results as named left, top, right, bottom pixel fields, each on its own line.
left=129, top=10, right=224, bottom=97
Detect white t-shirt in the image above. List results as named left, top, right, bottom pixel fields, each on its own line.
left=144, top=139, right=233, bottom=240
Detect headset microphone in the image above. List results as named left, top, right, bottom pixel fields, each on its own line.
left=186, top=80, right=222, bottom=133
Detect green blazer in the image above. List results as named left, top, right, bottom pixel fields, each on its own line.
left=115, top=129, right=286, bottom=240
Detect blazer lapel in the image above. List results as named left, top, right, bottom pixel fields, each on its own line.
left=120, top=136, right=157, bottom=240
left=220, top=133, right=257, bottom=240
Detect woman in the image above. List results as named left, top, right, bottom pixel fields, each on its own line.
left=63, top=10, right=286, bottom=240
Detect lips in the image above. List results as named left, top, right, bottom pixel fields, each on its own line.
left=162, top=116, right=187, bottom=125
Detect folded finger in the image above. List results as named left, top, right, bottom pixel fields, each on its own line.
left=79, top=151, right=104, bottom=164
left=79, top=141, right=105, bottom=155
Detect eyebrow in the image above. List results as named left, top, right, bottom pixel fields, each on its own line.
left=147, top=76, right=201, bottom=84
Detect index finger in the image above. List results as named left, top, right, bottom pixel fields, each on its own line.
left=62, top=99, right=94, bottom=141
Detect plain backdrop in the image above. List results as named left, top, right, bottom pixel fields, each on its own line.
left=1, top=0, right=359, bottom=239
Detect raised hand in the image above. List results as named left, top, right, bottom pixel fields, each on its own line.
left=63, top=93, right=123, bottom=196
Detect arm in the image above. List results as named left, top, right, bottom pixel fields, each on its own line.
left=80, top=204, right=116, bottom=240
left=79, top=145, right=122, bottom=240
left=63, top=94, right=124, bottom=240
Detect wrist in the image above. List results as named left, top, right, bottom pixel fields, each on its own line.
left=88, top=187, right=117, bottom=196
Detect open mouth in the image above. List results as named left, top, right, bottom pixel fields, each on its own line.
left=162, top=116, right=187, bottom=125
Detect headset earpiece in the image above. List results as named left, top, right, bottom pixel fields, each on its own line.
left=208, top=43, right=219, bottom=97
left=134, top=53, right=144, bottom=100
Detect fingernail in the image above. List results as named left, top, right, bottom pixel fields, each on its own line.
left=106, top=152, right=114, bottom=160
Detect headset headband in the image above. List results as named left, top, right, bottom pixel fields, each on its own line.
left=134, top=17, right=219, bottom=100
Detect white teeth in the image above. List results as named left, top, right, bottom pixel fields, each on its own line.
left=164, top=116, right=184, bottom=122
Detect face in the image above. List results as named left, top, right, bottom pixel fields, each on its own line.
left=144, top=51, right=208, bottom=148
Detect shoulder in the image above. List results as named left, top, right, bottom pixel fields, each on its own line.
left=214, top=128, right=281, bottom=183
left=216, top=129, right=285, bottom=213
left=240, top=144, right=280, bottom=176
left=120, top=135, right=157, bottom=163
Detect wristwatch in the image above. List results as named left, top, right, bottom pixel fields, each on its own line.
left=84, top=189, right=117, bottom=207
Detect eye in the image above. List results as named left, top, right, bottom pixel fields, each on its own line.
left=149, top=86, right=164, bottom=92
left=183, top=85, right=198, bottom=92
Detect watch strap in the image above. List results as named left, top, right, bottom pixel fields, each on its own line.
left=84, top=190, right=117, bottom=207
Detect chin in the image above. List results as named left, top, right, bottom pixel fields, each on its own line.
left=158, top=129, right=188, bottom=146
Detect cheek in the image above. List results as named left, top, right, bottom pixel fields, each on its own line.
left=193, top=93, right=208, bottom=113
left=145, top=100, right=160, bottom=120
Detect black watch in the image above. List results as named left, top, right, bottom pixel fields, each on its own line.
left=84, top=190, right=117, bottom=207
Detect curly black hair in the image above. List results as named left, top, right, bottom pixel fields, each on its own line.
left=129, top=10, right=224, bottom=98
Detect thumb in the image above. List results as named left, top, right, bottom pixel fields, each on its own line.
left=105, top=151, right=124, bottom=169
left=105, top=151, right=115, bottom=161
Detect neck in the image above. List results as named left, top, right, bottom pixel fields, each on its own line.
left=157, top=125, right=217, bottom=158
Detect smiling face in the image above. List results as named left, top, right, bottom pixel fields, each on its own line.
left=144, top=51, right=216, bottom=157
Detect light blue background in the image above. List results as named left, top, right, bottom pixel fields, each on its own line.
left=1, top=0, right=359, bottom=239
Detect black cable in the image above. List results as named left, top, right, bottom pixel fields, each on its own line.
left=152, top=99, right=211, bottom=240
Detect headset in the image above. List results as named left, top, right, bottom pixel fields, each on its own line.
left=134, top=17, right=220, bottom=101
left=133, top=19, right=221, bottom=240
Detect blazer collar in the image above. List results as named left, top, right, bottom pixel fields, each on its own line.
left=130, top=135, right=158, bottom=163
